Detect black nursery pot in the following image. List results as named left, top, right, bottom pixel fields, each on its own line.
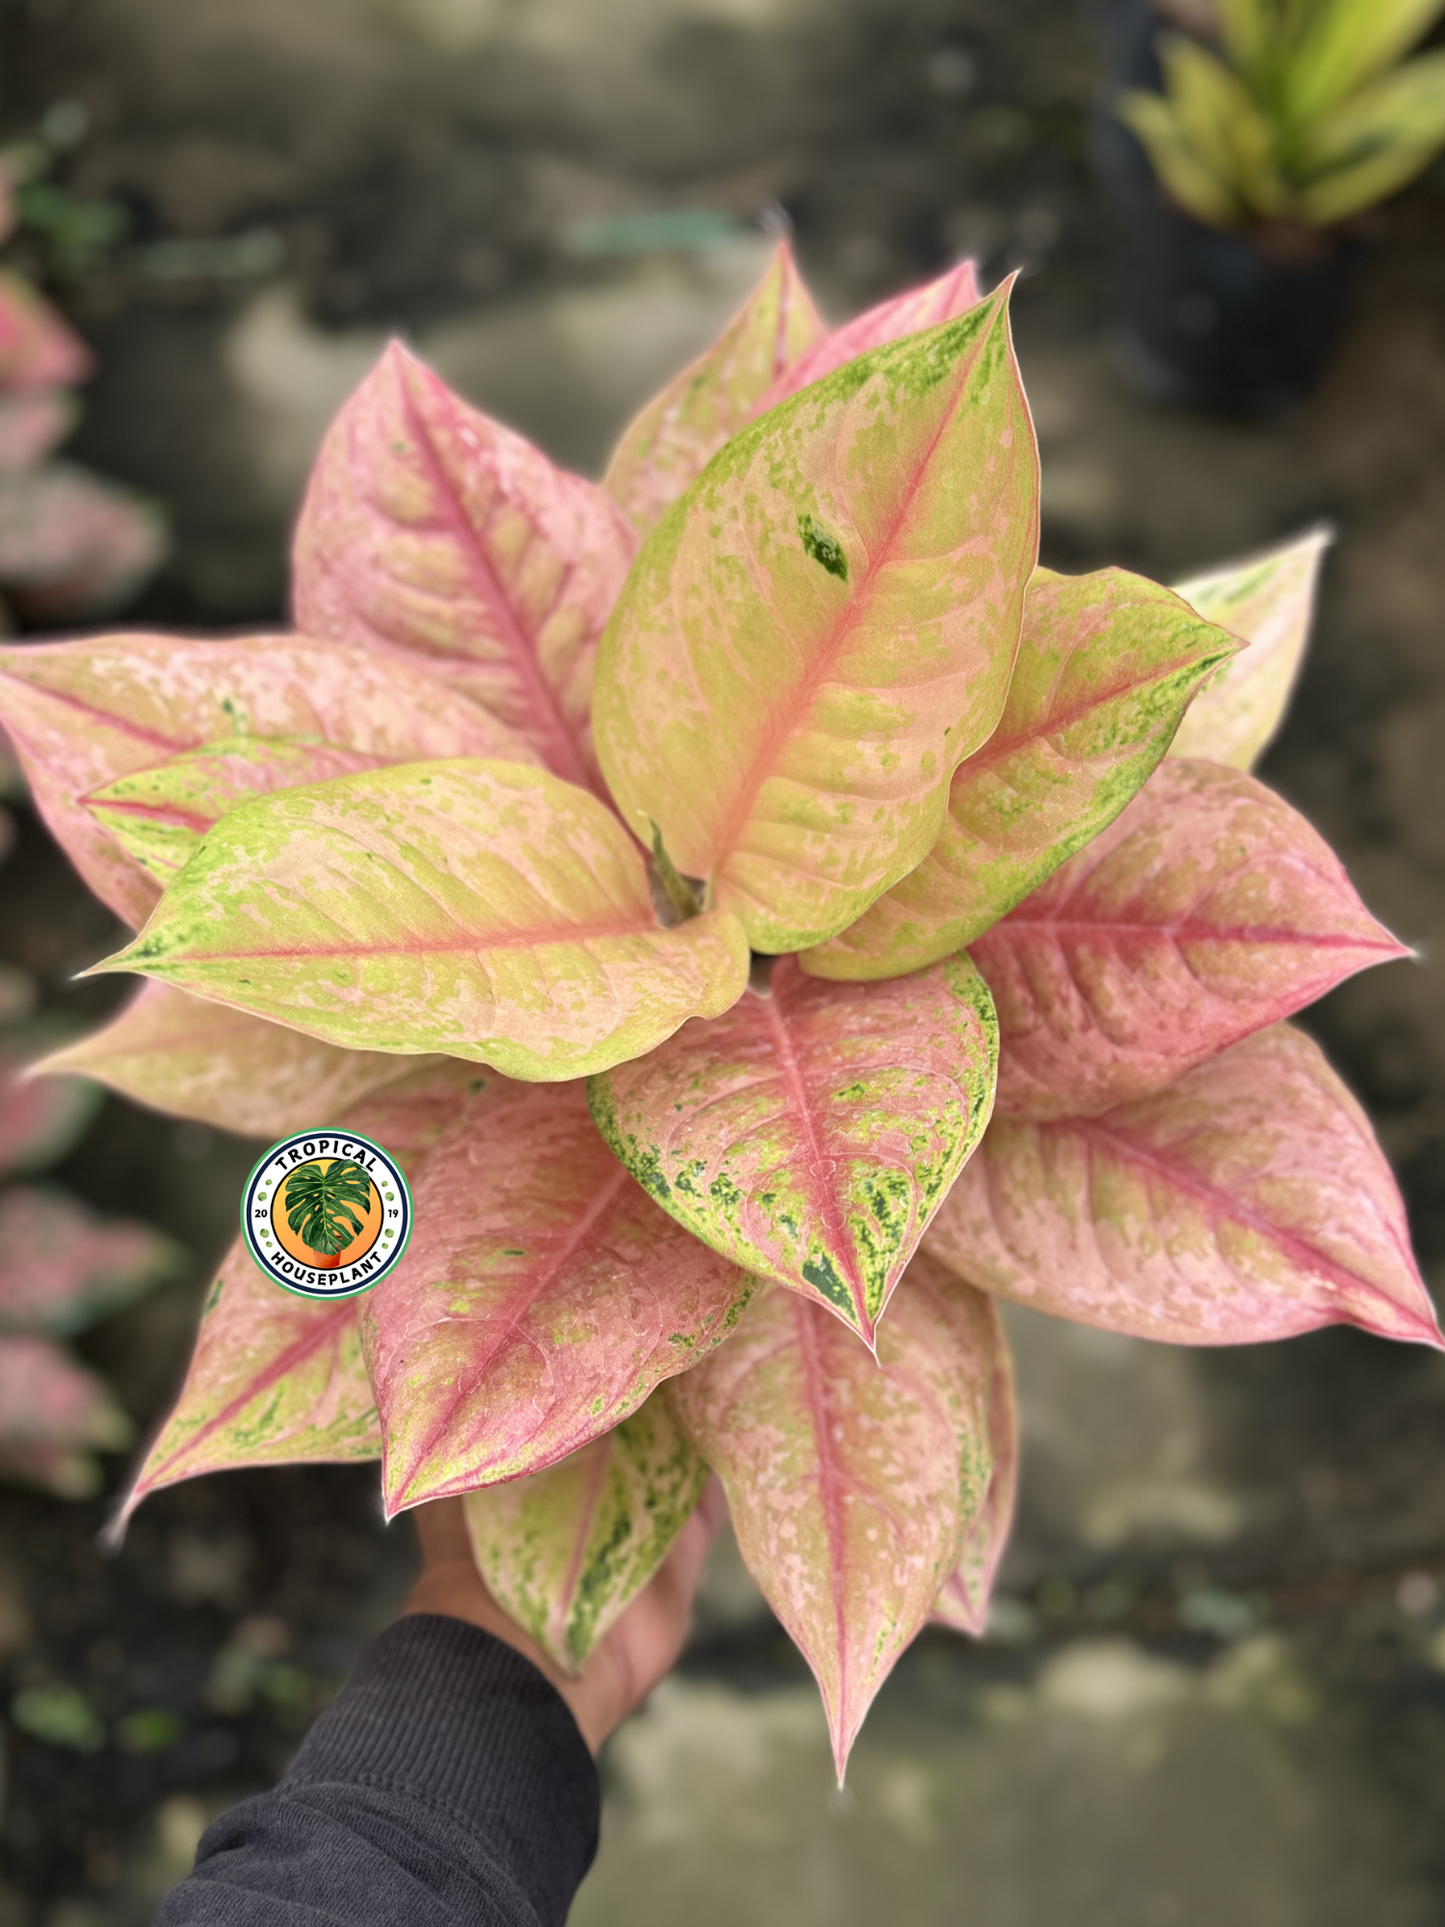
left=1089, top=0, right=1361, bottom=413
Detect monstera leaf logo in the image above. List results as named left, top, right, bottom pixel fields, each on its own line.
left=282, top=1159, right=373, bottom=1267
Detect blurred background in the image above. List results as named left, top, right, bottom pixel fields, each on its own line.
left=2, top=0, right=1445, bottom=1920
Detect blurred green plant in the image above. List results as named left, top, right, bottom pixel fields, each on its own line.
left=1121, top=0, right=1445, bottom=228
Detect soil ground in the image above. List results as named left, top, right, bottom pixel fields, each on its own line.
left=3, top=0, right=1445, bottom=1920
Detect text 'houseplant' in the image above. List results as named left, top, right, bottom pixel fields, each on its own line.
left=2, top=244, right=1434, bottom=1774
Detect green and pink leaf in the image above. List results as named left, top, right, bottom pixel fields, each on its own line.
left=924, top=1023, right=1441, bottom=1349
left=590, top=952, right=997, bottom=1344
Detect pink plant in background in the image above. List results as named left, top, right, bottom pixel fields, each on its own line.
left=0, top=962, right=178, bottom=1496
left=0, top=244, right=1432, bottom=1773
left=0, top=160, right=165, bottom=634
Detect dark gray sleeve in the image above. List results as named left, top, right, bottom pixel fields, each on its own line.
left=155, top=1614, right=600, bottom=1927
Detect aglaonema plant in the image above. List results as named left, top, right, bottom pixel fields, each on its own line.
left=2, top=243, right=1433, bottom=1775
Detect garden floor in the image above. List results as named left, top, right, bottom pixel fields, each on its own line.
left=3, top=0, right=1445, bottom=1920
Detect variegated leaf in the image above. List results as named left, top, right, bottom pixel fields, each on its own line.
left=83, top=736, right=393, bottom=884
left=35, top=981, right=436, bottom=1137
left=932, top=1324, right=1018, bottom=1636
left=603, top=239, right=826, bottom=536
left=0, top=270, right=91, bottom=389
left=973, top=758, right=1406, bottom=1121
left=0, top=1184, right=178, bottom=1337
left=116, top=1237, right=381, bottom=1530
left=292, top=341, right=636, bottom=793
left=0, top=633, right=525, bottom=926
left=667, top=1258, right=1005, bottom=1778
left=590, top=953, right=997, bottom=1345
left=1169, top=528, right=1330, bottom=769
left=924, top=1024, right=1441, bottom=1349
left=752, top=259, right=982, bottom=414
left=594, top=281, right=1039, bottom=954
left=0, top=1335, right=131, bottom=1498
left=96, top=760, right=750, bottom=1081
left=801, top=568, right=1239, bottom=980
left=363, top=1076, right=754, bottom=1514
left=339, top=1055, right=488, bottom=1174
left=462, top=1393, right=708, bottom=1673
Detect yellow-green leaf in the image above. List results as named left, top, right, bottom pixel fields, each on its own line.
left=602, top=240, right=825, bottom=537
left=462, top=1394, right=708, bottom=1673
left=594, top=282, right=1039, bottom=954
left=91, top=760, right=750, bottom=1082
left=802, top=566, right=1237, bottom=980
left=1169, top=528, right=1330, bottom=769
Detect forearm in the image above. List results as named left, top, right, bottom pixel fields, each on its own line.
left=156, top=1615, right=599, bottom=1927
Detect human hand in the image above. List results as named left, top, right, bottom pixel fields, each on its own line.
left=401, top=1476, right=728, bottom=1754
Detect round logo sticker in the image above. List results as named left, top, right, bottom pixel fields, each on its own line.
left=240, top=1130, right=412, bottom=1300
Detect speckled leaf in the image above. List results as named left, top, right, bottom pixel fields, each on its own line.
left=35, top=981, right=437, bottom=1137
left=932, top=1322, right=1017, bottom=1635
left=603, top=240, right=826, bottom=536
left=1169, top=528, right=1330, bottom=770
left=594, top=282, right=1039, bottom=954
left=924, top=1024, right=1441, bottom=1349
left=462, top=1394, right=708, bottom=1673
left=83, top=736, right=396, bottom=885
left=0, top=270, right=90, bottom=388
left=801, top=567, right=1239, bottom=980
left=293, top=341, right=636, bottom=793
left=116, top=1237, right=381, bottom=1529
left=0, top=1335, right=131, bottom=1499
left=0, top=1185, right=179, bottom=1337
left=95, top=760, right=750, bottom=1081
left=752, top=259, right=982, bottom=414
left=972, top=758, right=1406, bottom=1121
left=339, top=1055, right=490, bottom=1175
left=666, top=1257, right=1005, bottom=1778
left=590, top=953, right=997, bottom=1345
left=0, top=632, right=522, bottom=926
left=364, top=1076, right=754, bottom=1514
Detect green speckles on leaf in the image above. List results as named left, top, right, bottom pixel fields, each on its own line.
left=798, top=513, right=848, bottom=581
left=462, top=1395, right=708, bottom=1673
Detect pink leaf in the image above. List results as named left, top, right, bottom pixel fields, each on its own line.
left=35, top=981, right=440, bottom=1138
left=0, top=1335, right=131, bottom=1497
left=362, top=1076, right=755, bottom=1514
left=117, top=1237, right=381, bottom=1529
left=0, top=270, right=91, bottom=389
left=0, top=463, right=165, bottom=620
left=801, top=567, right=1238, bottom=980
left=0, top=1184, right=179, bottom=1336
left=924, top=1023, right=1441, bottom=1349
left=932, top=1330, right=1018, bottom=1636
left=752, top=259, right=982, bottom=414
left=292, top=341, right=637, bottom=794
left=590, top=953, right=997, bottom=1345
left=603, top=239, right=826, bottom=536
left=0, top=632, right=528, bottom=926
left=667, top=1258, right=1007, bottom=1779
left=0, top=390, right=76, bottom=472
left=0, top=1023, right=100, bottom=1176
left=973, top=758, right=1407, bottom=1121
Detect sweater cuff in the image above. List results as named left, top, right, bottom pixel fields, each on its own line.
left=281, top=1613, right=599, bottom=1919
